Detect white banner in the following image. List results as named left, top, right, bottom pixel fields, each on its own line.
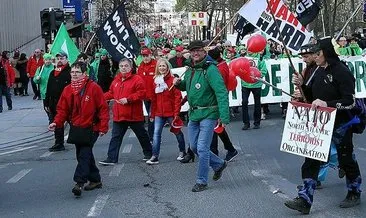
left=280, top=101, right=337, bottom=162
left=238, top=0, right=313, bottom=52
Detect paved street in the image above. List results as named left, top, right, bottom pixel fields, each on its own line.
left=1, top=101, right=366, bottom=218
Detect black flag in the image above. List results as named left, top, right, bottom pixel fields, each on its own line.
left=233, top=17, right=256, bottom=45
left=97, top=3, right=140, bottom=62
left=296, top=0, right=321, bottom=26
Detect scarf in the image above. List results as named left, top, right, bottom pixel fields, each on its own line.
left=54, top=64, right=67, bottom=77
left=154, top=74, right=168, bottom=94
left=71, top=76, right=88, bottom=95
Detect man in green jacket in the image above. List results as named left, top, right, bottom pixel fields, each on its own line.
left=174, top=40, right=230, bottom=192
left=33, top=53, right=54, bottom=122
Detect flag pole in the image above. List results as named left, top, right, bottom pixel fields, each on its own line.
left=84, top=32, right=97, bottom=53
left=265, top=0, right=307, bottom=102
left=335, top=2, right=363, bottom=40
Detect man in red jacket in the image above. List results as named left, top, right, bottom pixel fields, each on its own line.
left=137, top=47, right=157, bottom=142
left=27, top=49, right=44, bottom=100
left=0, top=51, right=15, bottom=113
left=49, top=61, right=109, bottom=197
left=99, top=58, right=152, bottom=165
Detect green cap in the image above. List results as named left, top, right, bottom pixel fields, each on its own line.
left=100, top=49, right=108, bottom=56
left=43, top=53, right=53, bottom=60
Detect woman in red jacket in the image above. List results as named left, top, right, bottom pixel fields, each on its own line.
left=146, top=59, right=186, bottom=165
left=48, top=61, right=109, bottom=197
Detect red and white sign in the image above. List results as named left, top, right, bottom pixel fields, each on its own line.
left=280, top=101, right=337, bottom=162
left=188, top=12, right=208, bottom=26
left=238, top=0, right=313, bottom=52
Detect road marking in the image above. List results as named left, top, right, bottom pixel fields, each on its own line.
left=357, top=147, right=366, bottom=152
left=0, top=161, right=27, bottom=169
left=40, top=151, right=53, bottom=158
left=109, top=164, right=125, bottom=177
left=0, top=146, right=38, bottom=156
left=122, top=144, right=132, bottom=153
left=128, top=131, right=136, bottom=138
left=87, top=194, right=109, bottom=217
left=6, top=169, right=32, bottom=183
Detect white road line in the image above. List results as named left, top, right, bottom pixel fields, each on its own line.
left=0, top=146, right=38, bottom=156
left=109, top=164, right=125, bottom=177
left=357, top=147, right=366, bottom=152
left=40, top=151, right=53, bottom=158
left=122, top=144, right=132, bottom=153
left=128, top=131, right=136, bottom=138
left=87, top=194, right=110, bottom=217
left=6, top=169, right=32, bottom=183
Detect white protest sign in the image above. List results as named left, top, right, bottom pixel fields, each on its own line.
left=238, top=0, right=313, bottom=52
left=280, top=101, right=337, bottom=162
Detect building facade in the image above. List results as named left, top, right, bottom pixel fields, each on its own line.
left=0, top=0, right=61, bottom=55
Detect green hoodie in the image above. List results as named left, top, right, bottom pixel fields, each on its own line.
left=346, top=43, right=362, bottom=56
left=177, top=57, right=230, bottom=124
left=241, top=53, right=268, bottom=89
left=33, top=64, right=54, bottom=99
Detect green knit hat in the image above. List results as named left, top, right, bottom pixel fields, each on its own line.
left=43, top=53, right=53, bottom=60
left=100, top=49, right=108, bottom=56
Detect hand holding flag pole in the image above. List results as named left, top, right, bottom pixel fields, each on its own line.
left=169, top=66, right=189, bottom=91
left=265, top=0, right=307, bottom=102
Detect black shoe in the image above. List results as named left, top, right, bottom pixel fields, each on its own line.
left=99, top=159, right=116, bottom=166
left=84, top=182, right=102, bottom=191
left=213, top=161, right=227, bottom=181
left=33, top=95, right=37, bottom=100
left=48, top=144, right=65, bottom=152
left=253, top=124, right=260, bottom=129
left=242, top=124, right=250, bottom=130
left=339, top=191, right=361, bottom=208
left=8, top=106, right=12, bottom=111
left=284, top=197, right=311, bottom=214
left=192, top=183, right=207, bottom=192
left=72, top=183, right=83, bottom=196
left=339, top=168, right=346, bottom=178
left=180, top=151, right=195, bottom=163
left=316, top=181, right=322, bottom=189
left=24, top=93, right=29, bottom=96
left=143, top=155, right=152, bottom=161
left=225, top=150, right=238, bottom=162
left=0, top=109, right=2, bottom=113
left=146, top=156, right=159, bottom=165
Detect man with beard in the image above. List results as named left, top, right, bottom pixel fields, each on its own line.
left=96, top=49, right=113, bottom=93
left=44, top=51, right=71, bottom=151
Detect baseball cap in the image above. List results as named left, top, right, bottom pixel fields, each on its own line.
left=141, top=48, right=152, bottom=55
left=56, top=51, right=68, bottom=58
left=188, top=40, right=205, bottom=51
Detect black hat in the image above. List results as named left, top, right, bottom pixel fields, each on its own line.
left=298, top=44, right=314, bottom=55
left=311, top=37, right=339, bottom=62
left=188, top=40, right=205, bottom=51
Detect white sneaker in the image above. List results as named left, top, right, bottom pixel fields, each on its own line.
left=261, top=113, right=266, bottom=120
left=176, top=152, right=185, bottom=161
left=146, top=156, right=159, bottom=165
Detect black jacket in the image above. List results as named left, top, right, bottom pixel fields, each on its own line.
left=97, top=59, right=113, bottom=92
left=44, top=65, right=71, bottom=109
left=169, top=56, right=187, bottom=68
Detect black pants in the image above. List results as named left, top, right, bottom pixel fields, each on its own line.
left=30, top=77, right=40, bottom=97
left=144, top=100, right=154, bottom=142
left=0, top=85, right=12, bottom=110
left=22, top=77, right=29, bottom=95
left=242, top=87, right=261, bottom=126
left=210, top=129, right=236, bottom=155
left=43, top=100, right=51, bottom=124
left=49, top=105, right=64, bottom=146
left=301, top=129, right=361, bottom=181
left=74, top=132, right=101, bottom=184
left=107, top=121, right=152, bottom=162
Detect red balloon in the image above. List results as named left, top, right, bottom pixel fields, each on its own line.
left=229, top=57, right=250, bottom=79
left=242, top=67, right=261, bottom=84
left=227, top=72, right=237, bottom=91
left=247, top=35, right=267, bottom=53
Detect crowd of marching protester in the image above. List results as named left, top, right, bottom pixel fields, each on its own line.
left=0, top=32, right=365, bottom=208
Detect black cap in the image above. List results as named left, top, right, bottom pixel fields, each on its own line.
left=298, top=44, right=314, bottom=55
left=311, top=37, right=339, bottom=62
left=188, top=40, right=205, bottom=51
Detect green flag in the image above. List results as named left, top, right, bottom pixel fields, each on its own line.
left=50, top=23, right=80, bottom=64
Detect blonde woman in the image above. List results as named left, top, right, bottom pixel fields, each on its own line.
left=146, top=59, right=186, bottom=164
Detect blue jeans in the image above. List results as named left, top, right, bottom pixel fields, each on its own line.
left=188, top=119, right=225, bottom=185
left=152, top=116, right=186, bottom=157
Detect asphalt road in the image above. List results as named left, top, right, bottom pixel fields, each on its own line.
left=1, top=106, right=366, bottom=218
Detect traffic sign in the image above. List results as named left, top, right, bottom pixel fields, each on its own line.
left=62, top=0, right=75, bottom=12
